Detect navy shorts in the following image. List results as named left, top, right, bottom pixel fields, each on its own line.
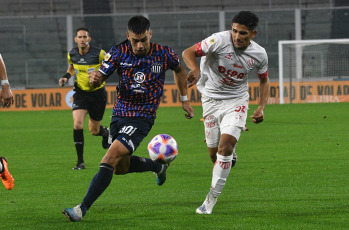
left=109, top=116, right=154, bottom=154
left=72, top=84, right=107, bottom=121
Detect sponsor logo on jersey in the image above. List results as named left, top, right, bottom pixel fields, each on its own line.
left=131, top=84, right=146, bottom=93
left=218, top=65, right=247, bottom=84
left=225, top=54, right=234, bottom=61
left=102, top=63, right=109, bottom=68
left=151, top=63, right=162, bottom=73
left=104, top=53, right=111, bottom=61
left=131, top=72, right=146, bottom=93
left=120, top=62, right=133, bottom=67
left=87, top=67, right=95, bottom=73
left=134, top=72, right=145, bottom=83
left=78, top=58, right=87, bottom=64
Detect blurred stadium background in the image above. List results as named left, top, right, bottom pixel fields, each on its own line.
left=0, top=0, right=348, bottom=95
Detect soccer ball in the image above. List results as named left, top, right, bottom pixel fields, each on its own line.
left=148, top=134, right=178, bottom=164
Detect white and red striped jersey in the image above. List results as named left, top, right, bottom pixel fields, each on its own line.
left=195, top=30, right=268, bottom=100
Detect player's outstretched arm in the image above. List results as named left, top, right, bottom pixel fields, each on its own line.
left=173, top=64, right=194, bottom=119
left=251, top=76, right=270, bottom=124
left=182, top=45, right=200, bottom=88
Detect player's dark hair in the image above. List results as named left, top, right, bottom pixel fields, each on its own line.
left=75, top=27, right=89, bottom=35
left=232, top=11, right=259, bottom=31
left=128, top=16, right=150, bottom=34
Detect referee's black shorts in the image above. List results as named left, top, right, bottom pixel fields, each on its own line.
left=72, top=84, right=107, bottom=121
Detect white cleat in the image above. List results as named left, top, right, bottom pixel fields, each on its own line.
left=195, top=192, right=217, bottom=215
left=62, top=205, right=83, bottom=222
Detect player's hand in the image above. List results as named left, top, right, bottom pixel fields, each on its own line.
left=0, top=85, right=14, bottom=107
left=182, top=101, right=194, bottom=119
left=187, top=69, right=200, bottom=88
left=59, top=78, right=67, bottom=87
left=89, top=70, right=103, bottom=88
left=251, top=108, right=264, bottom=124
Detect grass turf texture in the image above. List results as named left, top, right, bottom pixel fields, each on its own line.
left=0, top=103, right=348, bottom=229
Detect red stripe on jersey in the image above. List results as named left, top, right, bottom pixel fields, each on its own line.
left=195, top=42, right=205, bottom=57
left=258, top=71, right=268, bottom=80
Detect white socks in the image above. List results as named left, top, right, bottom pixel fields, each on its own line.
left=210, top=154, right=233, bottom=198
left=0, top=159, right=3, bottom=172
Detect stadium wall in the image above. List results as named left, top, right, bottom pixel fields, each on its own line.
left=2, top=80, right=349, bottom=111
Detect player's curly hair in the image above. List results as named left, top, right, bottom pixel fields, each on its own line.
left=128, top=16, right=150, bottom=35
left=232, top=11, right=259, bottom=31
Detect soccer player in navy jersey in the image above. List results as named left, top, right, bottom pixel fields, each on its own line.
left=62, top=16, right=194, bottom=222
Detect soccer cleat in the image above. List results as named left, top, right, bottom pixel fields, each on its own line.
left=231, top=154, right=238, bottom=168
left=102, top=127, right=109, bottom=149
left=155, top=164, right=168, bottom=186
left=0, top=157, right=14, bottom=190
left=196, top=192, right=217, bottom=215
left=73, top=162, right=86, bottom=170
left=62, top=205, right=83, bottom=222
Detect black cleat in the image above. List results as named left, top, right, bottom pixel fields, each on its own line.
left=73, top=162, right=86, bottom=170
left=231, top=155, right=237, bottom=168
left=102, top=127, right=109, bottom=149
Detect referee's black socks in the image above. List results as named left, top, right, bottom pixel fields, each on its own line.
left=73, top=129, right=84, bottom=164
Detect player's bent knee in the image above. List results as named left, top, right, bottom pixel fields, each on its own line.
left=114, top=167, right=128, bottom=175
left=217, top=144, right=235, bottom=156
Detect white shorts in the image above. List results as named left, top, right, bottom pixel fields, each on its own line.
left=202, top=94, right=249, bottom=148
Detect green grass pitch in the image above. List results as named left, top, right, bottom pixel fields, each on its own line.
left=0, top=103, right=348, bottom=229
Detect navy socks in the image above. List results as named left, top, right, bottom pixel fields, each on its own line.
left=80, top=163, right=114, bottom=216
left=127, top=155, right=162, bottom=173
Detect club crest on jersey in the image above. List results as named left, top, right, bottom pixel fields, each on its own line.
left=151, top=63, right=162, bottom=73
left=104, top=53, right=111, bottom=61
left=134, top=72, right=145, bottom=83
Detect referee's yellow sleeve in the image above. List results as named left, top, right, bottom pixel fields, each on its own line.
left=99, top=50, right=106, bottom=64
left=67, top=53, right=73, bottom=65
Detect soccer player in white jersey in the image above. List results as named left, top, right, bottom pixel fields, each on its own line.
left=182, top=11, right=270, bottom=214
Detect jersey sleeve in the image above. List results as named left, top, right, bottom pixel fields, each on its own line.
left=67, top=52, right=73, bottom=65
left=167, top=46, right=180, bottom=70
left=99, top=49, right=106, bottom=64
left=257, top=51, right=269, bottom=79
left=195, top=33, right=221, bottom=57
left=99, top=47, right=119, bottom=77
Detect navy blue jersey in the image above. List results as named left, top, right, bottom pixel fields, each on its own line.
left=99, top=40, right=180, bottom=120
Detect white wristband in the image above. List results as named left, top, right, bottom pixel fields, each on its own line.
left=180, top=95, right=188, bottom=102
left=1, top=80, right=9, bottom=86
